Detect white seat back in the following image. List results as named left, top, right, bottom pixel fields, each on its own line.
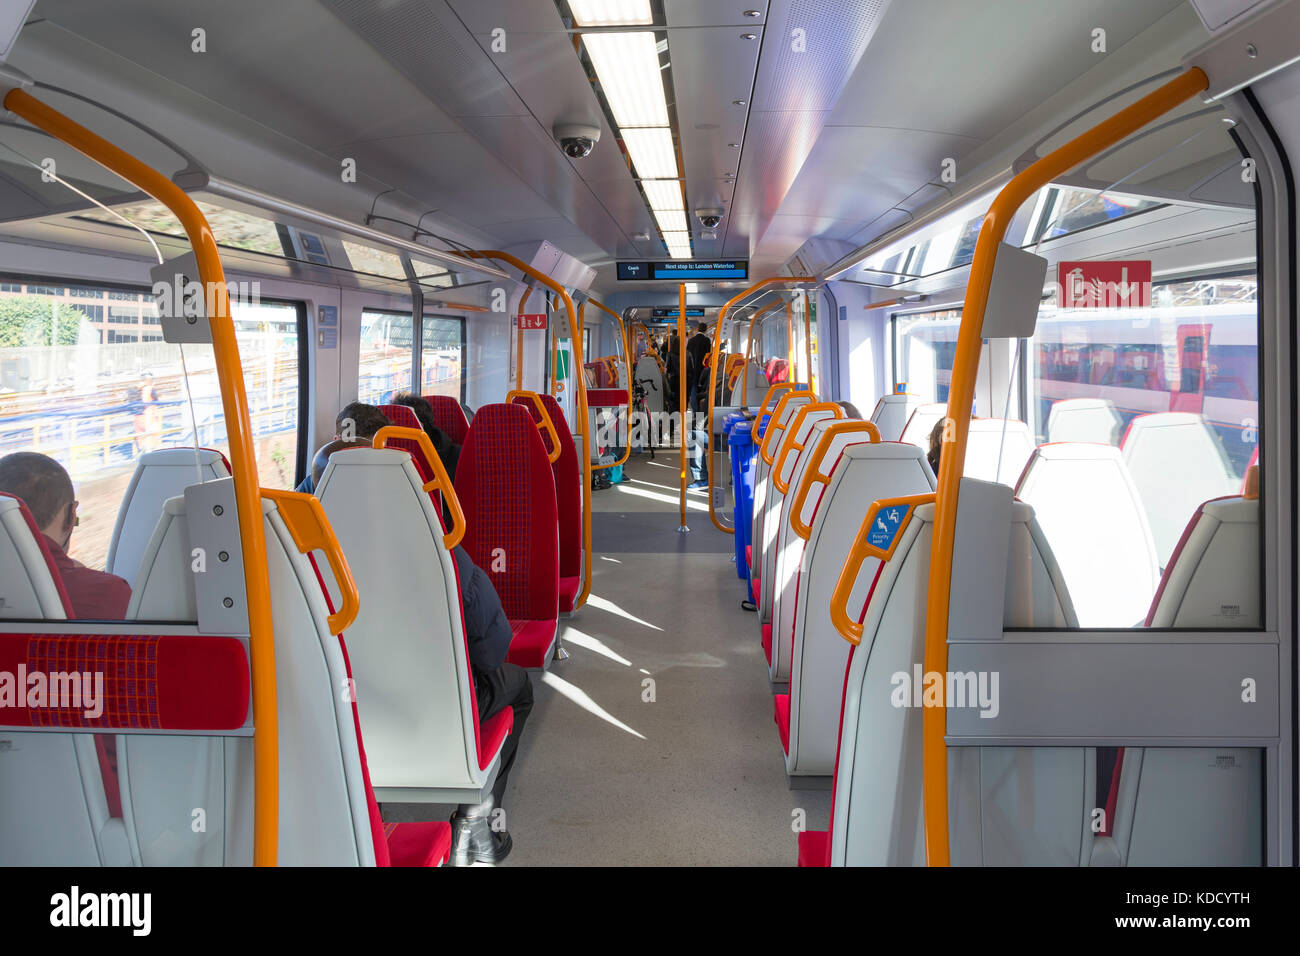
left=964, top=419, right=1035, bottom=487
left=1121, top=412, right=1239, bottom=566
left=1046, top=398, right=1122, bottom=445
left=316, top=448, right=498, bottom=799
left=833, top=497, right=1081, bottom=865
left=768, top=416, right=869, bottom=682
left=0, top=494, right=131, bottom=866
left=1107, top=495, right=1262, bottom=866
left=1016, top=443, right=1159, bottom=627
left=751, top=393, right=810, bottom=622
left=120, top=491, right=382, bottom=865
left=870, top=393, right=924, bottom=442
left=785, top=443, right=933, bottom=775
left=759, top=405, right=839, bottom=635
left=900, top=403, right=946, bottom=449
left=107, top=448, right=229, bottom=586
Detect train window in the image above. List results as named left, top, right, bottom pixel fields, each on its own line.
left=358, top=309, right=413, bottom=404
left=342, top=242, right=407, bottom=281
left=78, top=200, right=285, bottom=255
left=410, top=257, right=456, bottom=289
left=0, top=280, right=303, bottom=571
left=892, top=309, right=961, bottom=402
left=420, top=315, right=465, bottom=401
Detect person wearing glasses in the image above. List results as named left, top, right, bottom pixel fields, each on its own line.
left=0, top=451, right=131, bottom=620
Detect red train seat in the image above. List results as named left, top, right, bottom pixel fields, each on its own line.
left=427, top=394, right=471, bottom=445
left=511, top=392, right=582, bottom=614
left=455, top=403, right=559, bottom=668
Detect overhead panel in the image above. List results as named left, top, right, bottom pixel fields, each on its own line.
left=728, top=0, right=890, bottom=268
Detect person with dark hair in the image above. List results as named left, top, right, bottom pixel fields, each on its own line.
left=391, top=392, right=459, bottom=482
left=295, top=403, right=391, bottom=494
left=0, top=452, right=130, bottom=619
left=927, top=417, right=947, bottom=476
left=448, top=546, right=533, bottom=865
left=686, top=320, right=712, bottom=413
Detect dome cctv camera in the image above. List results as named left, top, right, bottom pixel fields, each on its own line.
left=695, top=207, right=724, bottom=228
left=554, top=122, right=601, bottom=158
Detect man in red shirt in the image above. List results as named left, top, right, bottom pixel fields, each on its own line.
left=0, top=452, right=131, bottom=619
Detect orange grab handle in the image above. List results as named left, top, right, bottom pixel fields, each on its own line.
left=759, top=390, right=809, bottom=465
left=830, top=492, right=935, bottom=645
left=789, top=420, right=881, bottom=540
left=757, top=381, right=797, bottom=417
left=919, top=67, right=1209, bottom=867
left=507, top=389, right=563, bottom=464
left=263, top=489, right=361, bottom=637
left=772, top=402, right=843, bottom=494
left=373, top=426, right=466, bottom=549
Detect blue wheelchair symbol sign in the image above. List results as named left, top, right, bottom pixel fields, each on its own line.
left=866, top=505, right=909, bottom=551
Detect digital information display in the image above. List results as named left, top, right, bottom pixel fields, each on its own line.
left=651, top=308, right=705, bottom=318
left=618, top=260, right=748, bottom=281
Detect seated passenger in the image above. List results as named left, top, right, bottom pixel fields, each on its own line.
left=928, top=417, right=947, bottom=475
left=0, top=452, right=131, bottom=619
left=294, top=402, right=392, bottom=494
left=449, top=545, right=534, bottom=866
left=391, top=392, right=460, bottom=482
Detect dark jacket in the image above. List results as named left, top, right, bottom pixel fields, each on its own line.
left=452, top=545, right=512, bottom=674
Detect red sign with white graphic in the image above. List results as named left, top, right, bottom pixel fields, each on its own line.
left=515, top=313, right=548, bottom=330
left=1058, top=260, right=1151, bottom=309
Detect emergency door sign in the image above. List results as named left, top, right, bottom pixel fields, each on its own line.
left=1058, top=260, right=1151, bottom=308
left=516, top=313, right=548, bottom=330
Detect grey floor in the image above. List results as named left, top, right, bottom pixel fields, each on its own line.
left=387, top=453, right=831, bottom=865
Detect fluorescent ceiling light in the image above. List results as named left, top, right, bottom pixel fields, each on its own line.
left=583, top=32, right=669, bottom=128
left=568, top=0, right=652, bottom=26
left=684, top=283, right=699, bottom=294
left=663, top=232, right=693, bottom=259
left=653, top=208, right=688, bottom=234
left=641, top=179, right=684, bottom=211
left=622, top=127, right=678, bottom=179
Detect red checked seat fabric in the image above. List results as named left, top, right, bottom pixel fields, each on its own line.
left=427, top=395, right=471, bottom=445
left=456, top=403, right=559, bottom=668
left=511, top=392, right=582, bottom=613
left=379, top=404, right=434, bottom=483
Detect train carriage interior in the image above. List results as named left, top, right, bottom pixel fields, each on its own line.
left=0, top=0, right=1297, bottom=881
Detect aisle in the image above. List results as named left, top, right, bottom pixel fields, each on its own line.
left=500, top=454, right=831, bottom=866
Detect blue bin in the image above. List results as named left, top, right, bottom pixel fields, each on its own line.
left=729, top=420, right=757, bottom=594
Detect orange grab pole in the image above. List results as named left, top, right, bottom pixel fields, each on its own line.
left=919, top=67, right=1209, bottom=867
left=803, top=290, right=814, bottom=396
left=3, top=88, right=283, bottom=865
left=372, top=425, right=467, bottom=549
left=678, top=283, right=688, bottom=529
left=741, top=299, right=784, bottom=405
left=457, top=250, right=593, bottom=610
left=586, top=298, right=632, bottom=471
left=785, top=299, right=794, bottom=383
left=515, top=287, right=531, bottom=393
left=706, top=277, right=816, bottom=534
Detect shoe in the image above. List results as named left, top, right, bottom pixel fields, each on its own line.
left=687, top=480, right=708, bottom=489
left=449, top=807, right=513, bottom=866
